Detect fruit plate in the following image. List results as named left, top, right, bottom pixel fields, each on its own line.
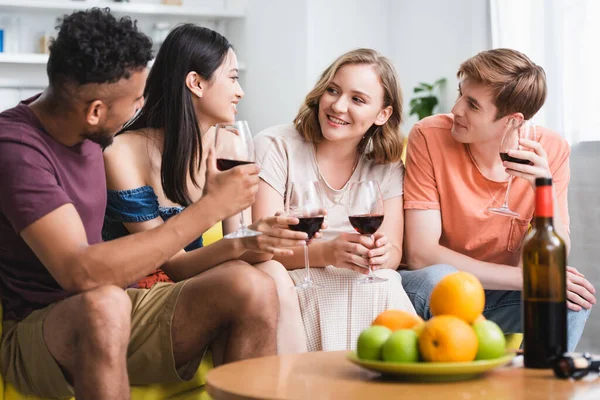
left=346, top=351, right=516, bottom=382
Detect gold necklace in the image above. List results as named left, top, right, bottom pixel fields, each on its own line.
left=313, top=145, right=360, bottom=207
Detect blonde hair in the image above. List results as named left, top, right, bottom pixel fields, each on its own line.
left=294, top=48, right=404, bottom=164
left=457, top=48, right=547, bottom=120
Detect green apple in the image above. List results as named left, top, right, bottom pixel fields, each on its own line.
left=381, top=329, right=419, bottom=363
left=473, top=320, right=506, bottom=360
left=357, top=326, right=392, bottom=361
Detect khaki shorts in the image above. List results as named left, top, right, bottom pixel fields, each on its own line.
left=0, top=281, right=203, bottom=398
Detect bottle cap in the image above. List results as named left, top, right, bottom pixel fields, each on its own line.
left=535, top=177, right=553, bottom=186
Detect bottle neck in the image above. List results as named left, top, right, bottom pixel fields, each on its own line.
left=534, top=216, right=554, bottom=230
left=534, top=184, right=554, bottom=228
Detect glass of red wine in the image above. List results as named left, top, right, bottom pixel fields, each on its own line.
left=286, top=181, right=325, bottom=290
left=347, top=180, right=387, bottom=284
left=215, top=120, right=261, bottom=239
left=489, top=119, right=537, bottom=218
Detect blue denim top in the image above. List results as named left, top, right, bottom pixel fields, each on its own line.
left=102, top=186, right=203, bottom=251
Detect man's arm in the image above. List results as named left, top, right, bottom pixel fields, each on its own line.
left=21, top=198, right=222, bottom=292
left=404, top=209, right=522, bottom=290
left=21, top=150, right=260, bottom=293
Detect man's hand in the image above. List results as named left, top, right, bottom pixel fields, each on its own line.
left=504, top=138, right=552, bottom=190
left=202, top=148, right=260, bottom=220
left=242, top=214, right=308, bottom=256
left=566, top=266, right=596, bottom=311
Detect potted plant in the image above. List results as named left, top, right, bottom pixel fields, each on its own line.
left=409, top=78, right=447, bottom=120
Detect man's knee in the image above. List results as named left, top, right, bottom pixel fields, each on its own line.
left=78, top=285, right=132, bottom=336
left=227, top=262, right=279, bottom=312
left=568, top=306, right=591, bottom=330
left=404, top=264, right=458, bottom=293
left=255, top=261, right=293, bottom=288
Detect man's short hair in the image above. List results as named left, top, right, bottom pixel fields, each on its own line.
left=47, top=8, right=153, bottom=87
left=457, top=48, right=547, bottom=120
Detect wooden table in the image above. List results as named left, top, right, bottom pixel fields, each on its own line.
left=206, top=351, right=600, bottom=400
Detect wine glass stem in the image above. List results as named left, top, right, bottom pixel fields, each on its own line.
left=238, top=210, right=246, bottom=231
left=366, top=234, right=374, bottom=277
left=501, top=176, right=514, bottom=209
left=303, top=241, right=311, bottom=282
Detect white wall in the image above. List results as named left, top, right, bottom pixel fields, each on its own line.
left=234, top=0, right=309, bottom=133
left=305, top=0, right=390, bottom=88
left=389, top=0, right=491, bottom=132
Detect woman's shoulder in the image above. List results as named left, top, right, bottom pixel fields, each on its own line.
left=104, top=128, right=159, bottom=191
left=254, top=123, right=305, bottom=143
left=360, top=157, right=404, bottom=184
left=254, top=123, right=311, bottom=158
left=105, top=129, right=158, bottom=160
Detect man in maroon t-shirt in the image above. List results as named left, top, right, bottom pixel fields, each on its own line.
left=0, top=9, right=279, bottom=399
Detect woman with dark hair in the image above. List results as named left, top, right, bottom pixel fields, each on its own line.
left=102, top=24, right=308, bottom=355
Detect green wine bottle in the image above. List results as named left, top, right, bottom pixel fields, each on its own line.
left=522, top=177, right=567, bottom=368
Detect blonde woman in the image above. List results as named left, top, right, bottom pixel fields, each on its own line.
left=253, top=48, right=416, bottom=352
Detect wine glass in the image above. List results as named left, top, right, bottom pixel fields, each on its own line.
left=215, top=120, right=261, bottom=239
left=489, top=119, right=537, bottom=218
left=286, top=181, right=325, bottom=290
left=347, top=181, right=387, bottom=284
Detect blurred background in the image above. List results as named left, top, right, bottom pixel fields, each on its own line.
left=0, top=0, right=597, bottom=351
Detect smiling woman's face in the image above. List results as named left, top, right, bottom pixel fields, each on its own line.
left=196, top=48, right=244, bottom=128
left=317, top=63, right=390, bottom=145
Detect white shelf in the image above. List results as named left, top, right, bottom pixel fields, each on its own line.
left=0, top=53, right=48, bottom=64
left=0, top=53, right=248, bottom=72
left=0, top=1, right=245, bottom=19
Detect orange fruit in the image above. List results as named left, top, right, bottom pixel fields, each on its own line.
left=473, top=314, right=487, bottom=324
left=412, top=321, right=426, bottom=337
left=430, top=272, right=485, bottom=324
left=419, top=315, right=478, bottom=362
left=372, top=310, right=424, bottom=332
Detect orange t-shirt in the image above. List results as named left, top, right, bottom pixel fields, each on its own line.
left=404, top=114, right=570, bottom=267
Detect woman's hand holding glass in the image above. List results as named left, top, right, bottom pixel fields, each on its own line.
left=365, top=232, right=393, bottom=271
left=323, top=233, right=375, bottom=274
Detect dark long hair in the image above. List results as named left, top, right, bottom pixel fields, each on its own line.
left=125, top=24, right=231, bottom=206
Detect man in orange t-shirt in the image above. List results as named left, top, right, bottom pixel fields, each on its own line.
left=401, top=49, right=595, bottom=351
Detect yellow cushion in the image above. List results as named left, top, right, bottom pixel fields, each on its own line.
left=505, top=333, right=523, bottom=350
left=203, top=222, right=223, bottom=246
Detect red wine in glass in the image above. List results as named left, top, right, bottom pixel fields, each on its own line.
left=347, top=181, right=387, bottom=284
left=349, top=214, right=384, bottom=235
left=286, top=181, right=325, bottom=290
left=216, top=158, right=255, bottom=171
left=489, top=120, right=536, bottom=218
left=215, top=121, right=261, bottom=238
left=499, top=153, right=532, bottom=166
left=289, top=216, right=324, bottom=241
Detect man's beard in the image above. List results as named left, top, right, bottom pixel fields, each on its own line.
left=82, top=130, right=115, bottom=149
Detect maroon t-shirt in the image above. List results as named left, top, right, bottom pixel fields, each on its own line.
left=0, top=96, right=106, bottom=321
